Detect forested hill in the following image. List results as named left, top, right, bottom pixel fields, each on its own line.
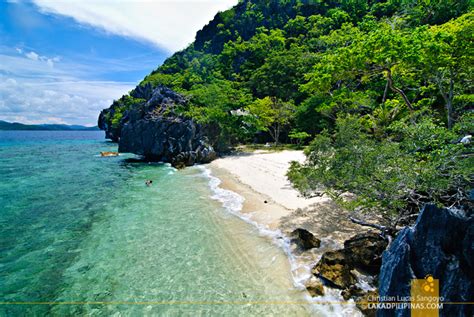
left=99, top=0, right=472, bottom=215
left=100, top=0, right=471, bottom=143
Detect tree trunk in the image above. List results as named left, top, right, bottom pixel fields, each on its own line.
left=269, top=125, right=280, bottom=145
left=447, top=74, right=454, bottom=129
left=382, top=78, right=389, bottom=104
left=273, top=123, right=280, bottom=145
left=437, top=70, right=455, bottom=129
left=385, top=69, right=413, bottom=111
left=446, top=100, right=453, bottom=129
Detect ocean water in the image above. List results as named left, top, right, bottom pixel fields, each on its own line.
left=0, top=131, right=312, bottom=316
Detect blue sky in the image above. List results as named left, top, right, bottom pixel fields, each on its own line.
left=0, top=0, right=236, bottom=126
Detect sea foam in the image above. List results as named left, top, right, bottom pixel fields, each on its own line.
left=197, top=166, right=361, bottom=316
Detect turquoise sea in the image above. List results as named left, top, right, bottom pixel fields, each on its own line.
left=0, top=131, right=312, bottom=316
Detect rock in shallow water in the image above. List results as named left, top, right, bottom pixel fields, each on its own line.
left=305, top=277, right=325, bottom=297
left=311, top=231, right=386, bottom=291
left=290, top=228, right=321, bottom=250
left=101, top=85, right=218, bottom=167
left=312, top=250, right=357, bottom=289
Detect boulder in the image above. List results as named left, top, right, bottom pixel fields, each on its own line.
left=341, top=285, right=365, bottom=301
left=312, top=250, right=357, bottom=289
left=355, top=290, right=378, bottom=317
left=290, top=228, right=321, bottom=250
left=310, top=230, right=388, bottom=303
left=378, top=204, right=474, bottom=317
left=343, top=231, right=388, bottom=274
left=305, top=277, right=325, bottom=297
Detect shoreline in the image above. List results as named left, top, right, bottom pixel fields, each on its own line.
left=207, top=150, right=363, bottom=244
left=206, top=150, right=367, bottom=315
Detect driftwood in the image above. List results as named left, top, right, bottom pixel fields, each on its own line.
left=348, top=216, right=397, bottom=244
left=349, top=216, right=387, bottom=231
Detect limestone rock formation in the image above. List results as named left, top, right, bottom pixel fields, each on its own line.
left=378, top=204, right=473, bottom=317
left=100, top=85, right=218, bottom=167
left=311, top=231, right=387, bottom=291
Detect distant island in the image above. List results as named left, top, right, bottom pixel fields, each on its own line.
left=0, top=120, right=99, bottom=131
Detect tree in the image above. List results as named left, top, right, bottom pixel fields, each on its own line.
left=303, top=22, right=423, bottom=115
left=288, top=115, right=472, bottom=228
left=289, top=130, right=310, bottom=145
left=249, top=47, right=315, bottom=101
left=185, top=80, right=253, bottom=146
left=245, top=97, right=295, bottom=144
left=421, top=12, right=474, bottom=128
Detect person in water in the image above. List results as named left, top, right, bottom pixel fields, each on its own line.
left=145, top=180, right=153, bottom=187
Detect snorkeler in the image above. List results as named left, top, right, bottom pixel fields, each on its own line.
left=145, top=180, right=153, bottom=187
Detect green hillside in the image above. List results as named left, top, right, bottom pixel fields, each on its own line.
left=101, top=0, right=473, bottom=220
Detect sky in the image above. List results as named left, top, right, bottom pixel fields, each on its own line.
left=0, top=0, right=237, bottom=126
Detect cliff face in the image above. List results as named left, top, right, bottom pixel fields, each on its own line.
left=378, top=204, right=473, bottom=317
left=102, top=85, right=217, bottom=167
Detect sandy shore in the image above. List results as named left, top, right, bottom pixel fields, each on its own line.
left=211, top=150, right=327, bottom=210
left=208, top=150, right=368, bottom=315
left=209, top=150, right=361, bottom=242
left=209, top=150, right=324, bottom=230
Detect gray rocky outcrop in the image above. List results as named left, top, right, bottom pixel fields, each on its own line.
left=305, top=277, right=325, bottom=297
left=344, top=231, right=388, bottom=274
left=100, top=85, right=218, bottom=167
left=378, top=204, right=473, bottom=317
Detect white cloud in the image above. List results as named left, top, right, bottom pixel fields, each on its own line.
left=32, top=0, right=238, bottom=52
left=0, top=76, right=134, bottom=126
left=25, top=51, right=39, bottom=60
left=0, top=52, right=134, bottom=126
left=2, top=1, right=239, bottom=125
left=18, top=49, right=60, bottom=68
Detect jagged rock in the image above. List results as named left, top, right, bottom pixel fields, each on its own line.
left=310, top=230, right=387, bottom=303
left=463, top=220, right=474, bottom=270
left=377, top=228, right=414, bottom=313
left=355, top=290, right=378, bottom=317
left=312, top=250, right=357, bottom=289
left=343, top=231, right=388, bottom=274
left=113, top=86, right=218, bottom=167
left=98, top=108, right=120, bottom=142
left=341, top=285, right=365, bottom=301
left=290, top=228, right=321, bottom=250
left=305, top=277, right=325, bottom=297
left=378, top=204, right=474, bottom=317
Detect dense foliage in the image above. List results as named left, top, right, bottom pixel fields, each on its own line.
left=102, top=0, right=473, bottom=218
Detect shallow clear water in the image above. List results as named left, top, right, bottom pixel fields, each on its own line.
left=0, top=131, right=311, bottom=316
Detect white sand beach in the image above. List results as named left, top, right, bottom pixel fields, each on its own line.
left=211, top=150, right=328, bottom=210
left=209, top=150, right=361, bottom=243
left=209, top=149, right=367, bottom=315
